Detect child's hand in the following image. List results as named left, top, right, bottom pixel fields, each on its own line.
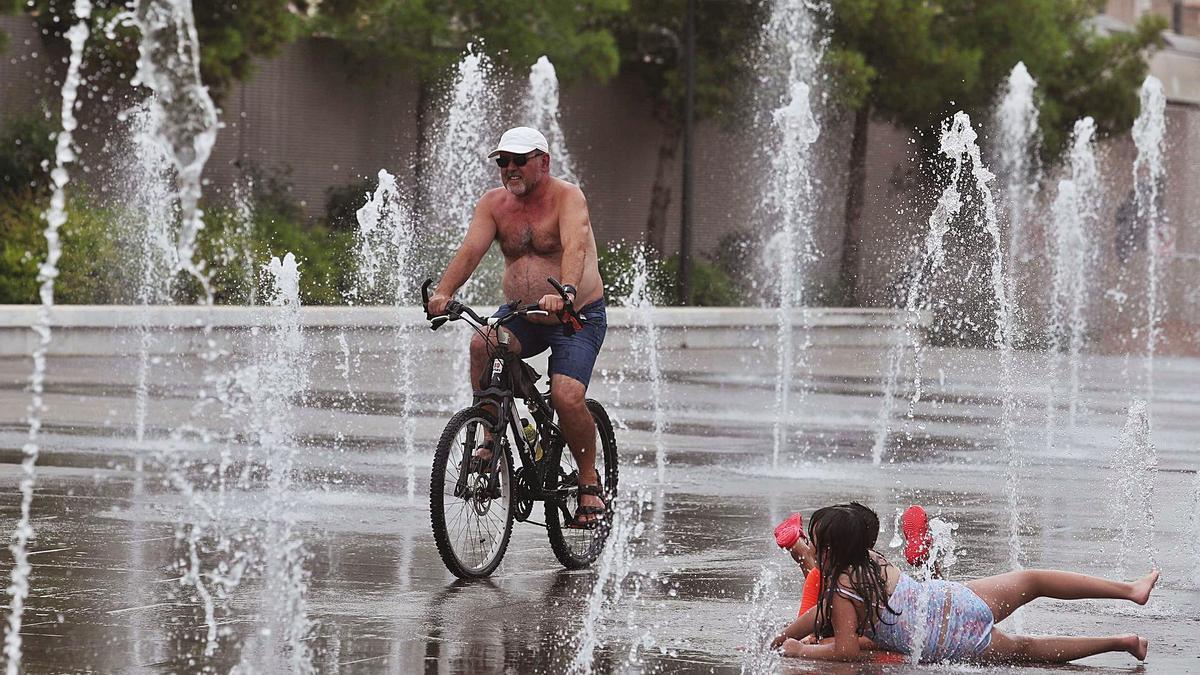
left=779, top=638, right=805, bottom=657
left=789, top=537, right=816, bottom=572
left=770, top=633, right=787, bottom=650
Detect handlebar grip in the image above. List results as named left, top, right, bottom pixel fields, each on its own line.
left=547, top=276, right=583, bottom=336
left=421, top=279, right=434, bottom=318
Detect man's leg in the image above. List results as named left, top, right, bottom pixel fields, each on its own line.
left=468, top=330, right=522, bottom=459
left=550, top=374, right=603, bottom=521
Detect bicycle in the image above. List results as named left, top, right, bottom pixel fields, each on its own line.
left=421, top=277, right=618, bottom=579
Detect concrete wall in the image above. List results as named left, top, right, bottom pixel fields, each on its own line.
left=0, top=305, right=926, bottom=357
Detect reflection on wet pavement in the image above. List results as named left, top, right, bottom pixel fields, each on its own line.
left=1, top=343, right=1198, bottom=672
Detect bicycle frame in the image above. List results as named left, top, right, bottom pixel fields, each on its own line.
left=451, top=320, right=574, bottom=513
left=422, top=277, right=586, bottom=516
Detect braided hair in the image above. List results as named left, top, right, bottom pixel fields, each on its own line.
left=808, top=502, right=898, bottom=639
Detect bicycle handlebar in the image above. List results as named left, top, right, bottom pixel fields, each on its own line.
left=419, top=277, right=583, bottom=333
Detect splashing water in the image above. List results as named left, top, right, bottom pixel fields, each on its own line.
left=129, top=0, right=220, bottom=299
left=1132, top=77, right=1166, bottom=411
left=246, top=252, right=312, bottom=673
left=889, top=511, right=960, bottom=580
left=993, top=63, right=1040, bottom=339
left=116, top=100, right=178, bottom=464
left=353, top=170, right=420, bottom=502
left=1190, top=470, right=1200, bottom=587
left=760, top=0, right=824, bottom=468
left=528, top=56, right=577, bottom=184
left=961, top=111, right=1023, bottom=606
left=623, top=247, right=668, bottom=482
left=873, top=114, right=973, bottom=465
left=353, top=170, right=414, bottom=303
left=426, top=48, right=501, bottom=407
left=125, top=0, right=225, bottom=653
left=1045, top=118, right=1100, bottom=440
left=887, top=511, right=959, bottom=662
left=224, top=175, right=258, bottom=304
left=5, top=4, right=92, bottom=671
left=739, top=563, right=783, bottom=673
left=1107, top=399, right=1157, bottom=579
left=570, top=488, right=652, bottom=674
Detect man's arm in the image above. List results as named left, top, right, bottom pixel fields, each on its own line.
left=540, top=186, right=591, bottom=312
left=429, top=197, right=497, bottom=314
left=558, top=187, right=590, bottom=291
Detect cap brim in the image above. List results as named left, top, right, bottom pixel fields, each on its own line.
left=487, top=144, right=540, bottom=158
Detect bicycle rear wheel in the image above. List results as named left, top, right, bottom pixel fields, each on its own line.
left=545, top=399, right=619, bottom=569
left=429, top=406, right=514, bottom=579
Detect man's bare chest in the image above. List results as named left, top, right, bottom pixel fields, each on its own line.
left=495, top=212, right=561, bottom=258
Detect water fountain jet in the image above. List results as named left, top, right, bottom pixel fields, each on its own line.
left=758, top=0, right=823, bottom=469
left=1131, top=76, right=1166, bottom=412
left=528, top=56, right=578, bottom=184
left=5, top=4, right=93, bottom=670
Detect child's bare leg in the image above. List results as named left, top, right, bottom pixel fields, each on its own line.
left=981, top=628, right=1147, bottom=663
left=967, top=569, right=1158, bottom=624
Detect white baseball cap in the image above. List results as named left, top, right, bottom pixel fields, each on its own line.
left=488, top=126, right=549, bottom=158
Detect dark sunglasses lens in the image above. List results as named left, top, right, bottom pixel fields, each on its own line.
left=495, top=153, right=535, bottom=168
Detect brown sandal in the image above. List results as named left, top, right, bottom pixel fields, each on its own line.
left=566, top=481, right=608, bottom=530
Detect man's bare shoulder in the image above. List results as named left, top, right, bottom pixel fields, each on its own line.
left=479, top=187, right=511, bottom=210
left=551, top=177, right=587, bottom=204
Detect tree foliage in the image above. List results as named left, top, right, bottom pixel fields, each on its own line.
left=312, top=0, right=628, bottom=85
left=3, top=0, right=305, bottom=99
left=828, top=0, right=1166, bottom=154
left=609, top=0, right=768, bottom=124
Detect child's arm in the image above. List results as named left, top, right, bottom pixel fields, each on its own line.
left=769, top=605, right=816, bottom=649
left=780, top=593, right=865, bottom=661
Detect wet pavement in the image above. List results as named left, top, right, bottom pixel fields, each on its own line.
left=1, top=330, right=1199, bottom=673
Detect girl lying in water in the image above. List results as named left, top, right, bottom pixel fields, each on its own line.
left=769, top=502, right=1158, bottom=664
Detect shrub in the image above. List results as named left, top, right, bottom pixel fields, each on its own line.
left=660, top=254, right=741, bottom=306
left=597, top=241, right=743, bottom=307
left=0, top=112, right=55, bottom=198
left=0, top=190, right=134, bottom=304
left=189, top=201, right=355, bottom=306
left=324, top=174, right=377, bottom=232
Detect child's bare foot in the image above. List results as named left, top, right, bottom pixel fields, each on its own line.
left=1120, top=634, right=1148, bottom=661
left=1131, top=569, right=1159, bottom=605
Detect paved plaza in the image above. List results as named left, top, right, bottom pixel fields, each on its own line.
left=1, top=322, right=1198, bottom=673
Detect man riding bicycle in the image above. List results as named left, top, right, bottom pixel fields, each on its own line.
left=426, top=126, right=608, bottom=529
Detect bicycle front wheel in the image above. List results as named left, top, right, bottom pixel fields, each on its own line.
left=429, top=406, right=514, bottom=579
left=546, top=399, right=619, bottom=569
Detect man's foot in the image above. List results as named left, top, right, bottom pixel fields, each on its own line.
left=459, top=444, right=494, bottom=474
left=1120, top=634, right=1148, bottom=661
left=1131, top=569, right=1159, bottom=605
left=901, top=505, right=932, bottom=567
left=567, top=477, right=607, bottom=529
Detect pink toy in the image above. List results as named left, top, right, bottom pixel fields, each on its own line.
left=774, top=512, right=805, bottom=549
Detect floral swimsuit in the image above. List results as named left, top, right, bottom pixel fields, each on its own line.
left=835, top=573, right=994, bottom=662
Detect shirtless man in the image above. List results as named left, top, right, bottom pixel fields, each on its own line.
left=427, top=126, right=608, bottom=528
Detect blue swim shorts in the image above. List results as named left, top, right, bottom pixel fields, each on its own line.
left=491, top=298, right=607, bottom=388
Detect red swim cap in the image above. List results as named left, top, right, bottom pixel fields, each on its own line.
left=774, top=512, right=804, bottom=549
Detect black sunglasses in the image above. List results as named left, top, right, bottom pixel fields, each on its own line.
left=495, top=151, right=542, bottom=168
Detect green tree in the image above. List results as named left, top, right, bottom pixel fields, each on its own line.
left=312, top=0, right=628, bottom=245
left=829, top=0, right=1165, bottom=305
left=312, top=0, right=626, bottom=86
left=3, top=0, right=305, bottom=99
left=608, top=0, right=767, bottom=258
